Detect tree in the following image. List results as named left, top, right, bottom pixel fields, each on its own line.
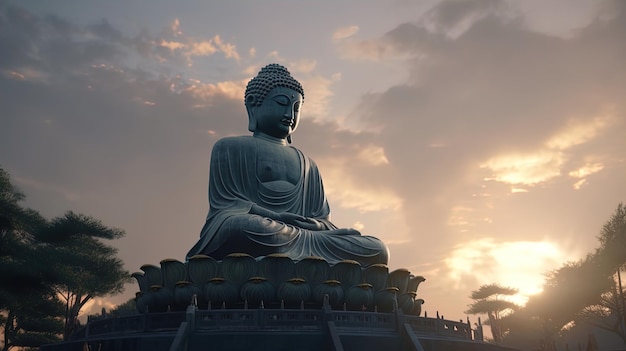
left=596, top=203, right=626, bottom=273
left=1, top=167, right=131, bottom=347
left=38, top=212, right=131, bottom=340
left=587, top=203, right=626, bottom=344
left=108, top=297, right=139, bottom=318
left=465, top=283, right=519, bottom=343
left=502, top=204, right=626, bottom=350
left=0, top=167, right=63, bottom=351
left=2, top=290, right=64, bottom=351
left=577, top=281, right=626, bottom=344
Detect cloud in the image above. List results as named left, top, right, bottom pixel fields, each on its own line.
left=335, top=37, right=394, bottom=61
left=183, top=78, right=248, bottom=104
left=299, top=73, right=335, bottom=119
left=333, top=25, right=360, bottom=41
left=480, top=112, right=615, bottom=188
left=421, top=0, right=515, bottom=38
left=481, top=150, right=564, bottom=186
left=337, top=0, right=626, bottom=247
left=1, top=1, right=625, bottom=324
left=444, top=238, right=572, bottom=300
left=156, top=34, right=241, bottom=65
left=288, top=59, right=317, bottom=74
left=568, top=163, right=604, bottom=179
left=546, top=113, right=612, bottom=150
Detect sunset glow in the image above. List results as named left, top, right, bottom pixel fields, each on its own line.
left=1, top=0, right=624, bottom=323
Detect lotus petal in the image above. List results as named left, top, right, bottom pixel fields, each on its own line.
left=363, top=264, right=388, bottom=293
left=374, top=287, right=399, bottom=313
left=295, top=256, right=330, bottom=289
left=173, top=281, right=200, bottom=311
left=259, top=254, right=295, bottom=288
left=160, top=259, right=187, bottom=290
left=222, top=253, right=257, bottom=288
left=406, top=275, right=426, bottom=294
left=330, top=260, right=362, bottom=290
left=412, top=298, right=425, bottom=316
left=313, top=280, right=344, bottom=307
left=387, top=268, right=411, bottom=294
left=203, top=277, right=238, bottom=306
left=278, top=278, right=311, bottom=305
left=187, top=255, right=219, bottom=285
left=240, top=277, right=276, bottom=305
left=132, top=272, right=149, bottom=294
left=140, top=264, right=162, bottom=287
left=345, top=283, right=374, bottom=311
left=149, top=285, right=174, bottom=312
left=398, top=292, right=416, bottom=314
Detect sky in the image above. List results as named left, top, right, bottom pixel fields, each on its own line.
left=1, top=0, right=625, bottom=323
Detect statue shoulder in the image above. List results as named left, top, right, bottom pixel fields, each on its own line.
left=213, top=136, right=255, bottom=151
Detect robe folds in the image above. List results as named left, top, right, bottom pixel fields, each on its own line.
left=186, top=136, right=388, bottom=266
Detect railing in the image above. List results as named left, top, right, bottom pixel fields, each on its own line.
left=194, top=309, right=325, bottom=329
left=80, top=308, right=475, bottom=341
left=405, top=315, right=472, bottom=340
left=331, top=311, right=396, bottom=330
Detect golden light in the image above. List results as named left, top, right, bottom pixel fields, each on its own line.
left=445, top=238, right=573, bottom=306
left=481, top=151, right=563, bottom=186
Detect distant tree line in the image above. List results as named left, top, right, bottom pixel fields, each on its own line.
left=0, top=167, right=130, bottom=351
left=466, top=203, right=626, bottom=350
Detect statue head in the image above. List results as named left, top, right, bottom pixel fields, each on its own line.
left=245, top=64, right=304, bottom=135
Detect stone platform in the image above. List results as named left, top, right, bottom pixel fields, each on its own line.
left=39, top=254, right=520, bottom=350
left=40, top=305, right=518, bottom=351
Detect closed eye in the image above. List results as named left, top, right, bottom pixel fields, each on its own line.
left=272, top=95, right=290, bottom=106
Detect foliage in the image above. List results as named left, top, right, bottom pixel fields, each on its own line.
left=501, top=203, right=626, bottom=350
left=0, top=167, right=63, bottom=351
left=596, top=203, right=626, bottom=273
left=2, top=291, right=64, bottom=351
left=1, top=166, right=131, bottom=347
left=109, top=298, right=139, bottom=317
left=465, top=283, right=519, bottom=343
left=38, top=211, right=131, bottom=340
left=577, top=282, right=626, bottom=343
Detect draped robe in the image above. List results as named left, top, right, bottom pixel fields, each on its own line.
left=186, top=136, right=389, bottom=266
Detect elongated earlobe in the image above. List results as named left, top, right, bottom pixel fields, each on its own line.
left=287, top=135, right=292, bottom=144
left=245, top=95, right=257, bottom=132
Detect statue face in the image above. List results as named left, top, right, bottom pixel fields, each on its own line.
left=249, top=86, right=303, bottom=139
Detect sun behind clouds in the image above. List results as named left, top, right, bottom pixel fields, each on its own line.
left=444, top=237, right=574, bottom=306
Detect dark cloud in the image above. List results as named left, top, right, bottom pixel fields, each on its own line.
left=339, top=0, right=626, bottom=263
left=1, top=2, right=624, bottom=319
left=0, top=6, right=246, bottom=270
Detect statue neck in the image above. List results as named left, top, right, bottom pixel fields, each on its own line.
left=253, top=131, right=288, bottom=145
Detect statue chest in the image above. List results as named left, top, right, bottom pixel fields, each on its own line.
left=256, top=146, right=301, bottom=188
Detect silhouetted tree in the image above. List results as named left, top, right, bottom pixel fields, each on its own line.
left=38, top=212, right=131, bottom=340
left=502, top=203, right=626, bottom=350
left=1, top=166, right=131, bottom=345
left=583, top=203, right=626, bottom=343
left=109, top=297, right=139, bottom=317
left=465, top=283, right=519, bottom=343
left=0, top=167, right=63, bottom=351
left=577, top=281, right=626, bottom=343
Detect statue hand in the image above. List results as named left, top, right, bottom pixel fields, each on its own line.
left=278, top=212, right=325, bottom=231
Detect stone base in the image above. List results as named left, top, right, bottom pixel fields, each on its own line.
left=133, top=254, right=427, bottom=316
left=40, top=306, right=520, bottom=351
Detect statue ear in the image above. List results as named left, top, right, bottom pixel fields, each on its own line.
left=245, top=95, right=257, bottom=132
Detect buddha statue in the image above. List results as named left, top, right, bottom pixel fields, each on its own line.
left=186, top=64, right=389, bottom=267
